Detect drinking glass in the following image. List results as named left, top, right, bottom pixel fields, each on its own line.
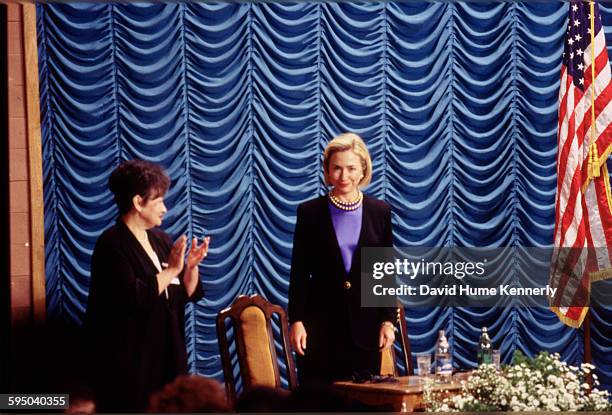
left=417, top=353, right=431, bottom=378
left=492, top=349, right=501, bottom=370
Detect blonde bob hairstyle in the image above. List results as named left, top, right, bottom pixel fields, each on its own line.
left=323, top=132, right=372, bottom=188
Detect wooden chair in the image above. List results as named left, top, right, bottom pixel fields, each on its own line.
left=380, top=305, right=413, bottom=376
left=216, top=294, right=298, bottom=407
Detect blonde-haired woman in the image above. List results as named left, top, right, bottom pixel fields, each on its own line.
left=288, top=133, right=396, bottom=384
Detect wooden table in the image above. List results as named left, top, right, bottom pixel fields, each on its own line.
left=333, top=376, right=464, bottom=412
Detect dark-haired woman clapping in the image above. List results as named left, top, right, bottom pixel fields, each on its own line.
left=86, top=160, right=209, bottom=412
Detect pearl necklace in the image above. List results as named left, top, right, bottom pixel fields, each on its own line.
left=329, top=191, right=363, bottom=211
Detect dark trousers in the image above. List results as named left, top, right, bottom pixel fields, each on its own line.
left=296, top=322, right=380, bottom=385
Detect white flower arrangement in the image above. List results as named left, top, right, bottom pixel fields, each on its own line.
left=424, top=351, right=611, bottom=412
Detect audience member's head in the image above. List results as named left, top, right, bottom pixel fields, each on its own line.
left=65, top=396, right=95, bottom=414
left=235, top=386, right=291, bottom=412
left=148, top=375, right=230, bottom=413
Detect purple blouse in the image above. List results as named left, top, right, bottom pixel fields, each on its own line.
left=329, top=201, right=363, bottom=274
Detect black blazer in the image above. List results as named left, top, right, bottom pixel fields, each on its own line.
left=288, top=195, right=395, bottom=351
left=86, top=220, right=203, bottom=411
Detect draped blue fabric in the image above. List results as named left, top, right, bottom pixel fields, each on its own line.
left=37, top=2, right=611, bottom=391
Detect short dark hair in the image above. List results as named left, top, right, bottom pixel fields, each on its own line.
left=147, top=375, right=230, bottom=413
left=108, top=160, right=170, bottom=215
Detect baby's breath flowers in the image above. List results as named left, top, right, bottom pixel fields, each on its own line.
left=424, top=351, right=610, bottom=412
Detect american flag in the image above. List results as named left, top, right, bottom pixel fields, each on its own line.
left=551, top=0, right=612, bottom=328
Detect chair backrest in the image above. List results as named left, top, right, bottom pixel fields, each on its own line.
left=216, top=294, right=298, bottom=407
left=380, top=305, right=413, bottom=376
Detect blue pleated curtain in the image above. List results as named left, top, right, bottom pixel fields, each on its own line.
left=36, top=2, right=611, bottom=390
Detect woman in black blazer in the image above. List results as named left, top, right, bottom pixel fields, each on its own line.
left=288, top=133, right=396, bottom=384
left=86, top=160, right=210, bottom=411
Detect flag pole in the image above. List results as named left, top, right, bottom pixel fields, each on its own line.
left=584, top=309, right=592, bottom=364
left=584, top=0, right=595, bottom=365
left=589, top=0, right=598, bottom=181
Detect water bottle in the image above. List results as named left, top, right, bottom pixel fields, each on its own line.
left=435, top=330, right=452, bottom=382
left=477, top=326, right=492, bottom=366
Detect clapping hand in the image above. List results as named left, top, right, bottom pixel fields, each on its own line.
left=167, top=235, right=187, bottom=274
left=180, top=236, right=210, bottom=297
left=187, top=236, right=210, bottom=271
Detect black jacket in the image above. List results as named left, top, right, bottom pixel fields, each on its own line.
left=85, top=220, right=203, bottom=412
left=288, top=195, right=395, bottom=351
